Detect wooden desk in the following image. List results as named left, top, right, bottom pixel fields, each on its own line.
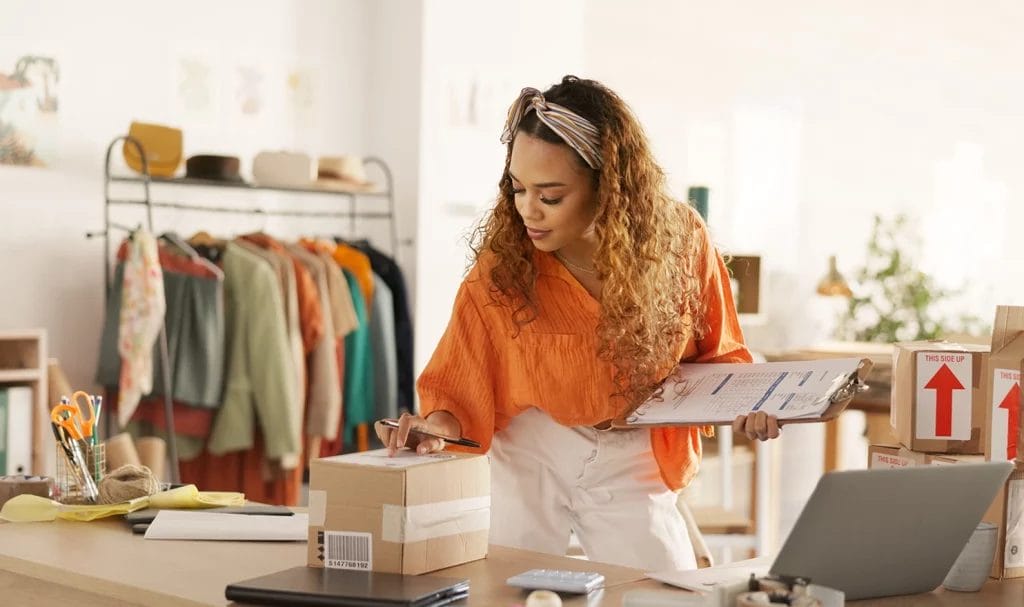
left=1, top=517, right=1021, bottom=605
left=0, top=518, right=644, bottom=606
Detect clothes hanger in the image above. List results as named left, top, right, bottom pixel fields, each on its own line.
left=188, top=230, right=226, bottom=248
left=161, top=231, right=224, bottom=279
left=160, top=231, right=200, bottom=258
left=188, top=230, right=227, bottom=264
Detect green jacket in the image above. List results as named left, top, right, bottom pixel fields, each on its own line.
left=343, top=270, right=374, bottom=442
left=207, top=243, right=299, bottom=461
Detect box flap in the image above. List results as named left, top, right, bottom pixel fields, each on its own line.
left=992, top=306, right=1024, bottom=351
left=315, top=449, right=460, bottom=470
left=896, top=341, right=989, bottom=354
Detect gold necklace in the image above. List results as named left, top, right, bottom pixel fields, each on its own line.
left=555, top=251, right=597, bottom=275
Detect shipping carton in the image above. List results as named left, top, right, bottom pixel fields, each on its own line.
left=984, top=306, right=1024, bottom=462
left=308, top=449, right=489, bottom=575
left=890, top=342, right=989, bottom=453
left=982, top=461, right=1024, bottom=579
left=867, top=444, right=983, bottom=468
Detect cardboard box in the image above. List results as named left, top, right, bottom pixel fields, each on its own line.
left=868, top=444, right=984, bottom=468
left=982, top=461, right=1024, bottom=579
left=890, top=341, right=989, bottom=454
left=307, top=450, right=489, bottom=575
left=984, top=306, right=1024, bottom=463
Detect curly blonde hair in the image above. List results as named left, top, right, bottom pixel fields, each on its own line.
left=470, top=75, right=710, bottom=410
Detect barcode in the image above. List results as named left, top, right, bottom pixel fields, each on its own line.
left=325, top=531, right=373, bottom=570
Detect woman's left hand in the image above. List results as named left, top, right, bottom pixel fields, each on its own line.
left=733, top=411, right=781, bottom=441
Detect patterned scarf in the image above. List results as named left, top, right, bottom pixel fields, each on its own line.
left=500, top=87, right=602, bottom=169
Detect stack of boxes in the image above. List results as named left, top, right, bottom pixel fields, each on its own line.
left=868, top=306, right=1024, bottom=580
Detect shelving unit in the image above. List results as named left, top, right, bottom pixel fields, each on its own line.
left=92, top=135, right=400, bottom=484
left=0, top=329, right=49, bottom=475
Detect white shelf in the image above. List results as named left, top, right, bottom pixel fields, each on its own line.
left=0, top=369, right=41, bottom=382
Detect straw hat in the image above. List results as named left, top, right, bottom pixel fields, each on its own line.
left=316, top=155, right=374, bottom=192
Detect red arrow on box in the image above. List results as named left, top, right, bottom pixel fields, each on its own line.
left=924, top=364, right=965, bottom=437
left=998, top=383, right=1020, bottom=460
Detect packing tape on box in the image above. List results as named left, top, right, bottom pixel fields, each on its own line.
left=309, top=490, right=327, bottom=526
left=382, top=496, right=491, bottom=543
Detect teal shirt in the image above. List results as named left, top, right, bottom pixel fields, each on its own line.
left=343, top=270, right=374, bottom=442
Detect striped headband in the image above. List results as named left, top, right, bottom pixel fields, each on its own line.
left=500, top=87, right=603, bottom=169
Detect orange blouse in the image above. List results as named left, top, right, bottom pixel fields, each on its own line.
left=418, top=228, right=752, bottom=491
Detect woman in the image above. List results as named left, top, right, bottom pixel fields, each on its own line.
left=376, top=76, right=780, bottom=571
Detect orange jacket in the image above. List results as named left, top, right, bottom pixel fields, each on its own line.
left=419, top=231, right=751, bottom=491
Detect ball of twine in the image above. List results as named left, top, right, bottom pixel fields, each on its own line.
left=97, top=464, right=161, bottom=504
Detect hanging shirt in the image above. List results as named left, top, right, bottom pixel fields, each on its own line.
left=207, top=242, right=300, bottom=465
left=233, top=239, right=306, bottom=413
left=418, top=226, right=752, bottom=492
left=287, top=244, right=343, bottom=442
left=333, top=244, right=375, bottom=317
left=98, top=241, right=225, bottom=408
left=299, top=240, right=360, bottom=337
left=117, top=230, right=166, bottom=428
left=342, top=270, right=375, bottom=443
left=353, top=241, right=414, bottom=415
left=368, top=272, right=398, bottom=421
left=240, top=233, right=324, bottom=355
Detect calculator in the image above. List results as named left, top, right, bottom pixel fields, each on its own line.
left=506, top=569, right=606, bottom=594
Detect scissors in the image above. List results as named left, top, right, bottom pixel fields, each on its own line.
left=51, top=391, right=97, bottom=441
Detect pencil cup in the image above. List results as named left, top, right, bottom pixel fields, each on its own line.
left=54, top=442, right=106, bottom=504
left=942, top=522, right=997, bottom=592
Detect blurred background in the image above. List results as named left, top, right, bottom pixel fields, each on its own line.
left=2, top=0, right=1022, bottom=564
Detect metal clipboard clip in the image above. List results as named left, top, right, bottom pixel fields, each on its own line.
left=828, top=359, right=872, bottom=404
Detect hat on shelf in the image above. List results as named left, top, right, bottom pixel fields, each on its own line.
left=185, top=154, right=244, bottom=183
left=123, top=121, right=183, bottom=178
left=316, top=155, right=376, bottom=192
left=252, top=150, right=316, bottom=189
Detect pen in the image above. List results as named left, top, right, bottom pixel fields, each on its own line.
left=379, top=419, right=481, bottom=449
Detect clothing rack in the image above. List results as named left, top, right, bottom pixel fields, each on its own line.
left=88, top=134, right=400, bottom=483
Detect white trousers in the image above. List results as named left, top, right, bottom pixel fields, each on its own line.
left=489, top=408, right=696, bottom=572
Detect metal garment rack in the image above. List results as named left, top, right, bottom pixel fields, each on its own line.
left=89, top=135, right=399, bottom=483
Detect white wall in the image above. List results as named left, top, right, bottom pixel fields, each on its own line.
left=0, top=0, right=380, bottom=389
left=414, top=0, right=587, bottom=374
left=584, top=0, right=1024, bottom=350
left=365, top=0, right=424, bottom=303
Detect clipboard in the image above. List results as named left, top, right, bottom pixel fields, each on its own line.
left=611, top=357, right=873, bottom=429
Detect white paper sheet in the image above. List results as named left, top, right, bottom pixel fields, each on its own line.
left=626, top=358, right=863, bottom=425
left=144, top=510, right=308, bottom=541
left=318, top=448, right=457, bottom=468
left=646, top=556, right=772, bottom=593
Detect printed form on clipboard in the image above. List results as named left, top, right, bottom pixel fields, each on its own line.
left=612, top=357, right=873, bottom=428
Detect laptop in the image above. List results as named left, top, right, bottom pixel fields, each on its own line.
left=225, top=566, right=469, bottom=607
left=770, top=461, right=1013, bottom=600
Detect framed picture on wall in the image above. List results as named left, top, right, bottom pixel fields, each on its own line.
left=0, top=53, right=59, bottom=167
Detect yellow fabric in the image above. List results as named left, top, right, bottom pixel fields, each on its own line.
left=0, top=484, right=244, bottom=523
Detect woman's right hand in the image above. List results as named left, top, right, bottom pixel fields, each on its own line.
left=374, top=411, right=461, bottom=456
